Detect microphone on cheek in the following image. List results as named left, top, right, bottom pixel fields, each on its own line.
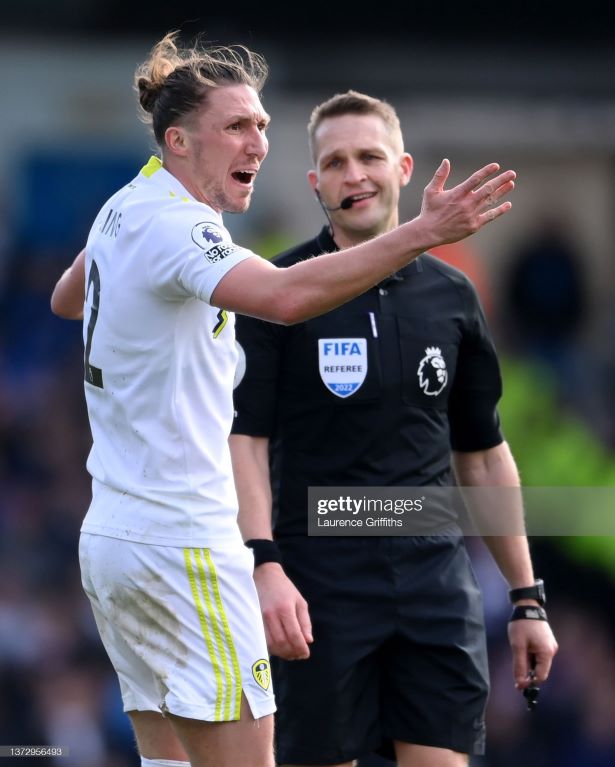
left=315, top=190, right=355, bottom=211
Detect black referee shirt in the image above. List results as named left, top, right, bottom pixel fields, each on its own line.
left=232, top=227, right=503, bottom=537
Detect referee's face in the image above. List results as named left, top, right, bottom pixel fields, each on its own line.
left=180, top=84, right=270, bottom=213
left=308, top=113, right=413, bottom=245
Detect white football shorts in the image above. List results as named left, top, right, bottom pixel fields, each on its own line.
left=79, top=532, right=276, bottom=721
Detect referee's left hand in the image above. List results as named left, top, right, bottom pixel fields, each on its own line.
left=253, top=562, right=313, bottom=660
left=508, top=618, right=558, bottom=689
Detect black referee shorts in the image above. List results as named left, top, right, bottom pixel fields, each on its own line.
left=273, top=535, right=489, bottom=765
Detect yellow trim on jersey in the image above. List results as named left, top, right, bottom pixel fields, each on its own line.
left=141, top=155, right=163, bottom=178
left=213, top=309, right=228, bottom=338
left=203, top=548, right=243, bottom=720
left=184, top=548, right=242, bottom=721
left=169, top=191, right=190, bottom=202
left=184, top=548, right=224, bottom=720
left=142, top=157, right=190, bottom=199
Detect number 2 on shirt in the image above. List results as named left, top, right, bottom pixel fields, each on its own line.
left=84, top=260, right=104, bottom=389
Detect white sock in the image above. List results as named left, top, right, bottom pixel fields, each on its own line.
left=141, top=759, right=190, bottom=767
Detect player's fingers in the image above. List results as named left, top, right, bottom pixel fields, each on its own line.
left=266, top=631, right=301, bottom=660
left=477, top=201, right=512, bottom=227
left=279, top=611, right=311, bottom=659
left=263, top=615, right=292, bottom=658
left=263, top=611, right=284, bottom=645
left=456, top=162, right=501, bottom=194
left=478, top=180, right=515, bottom=215
left=263, top=607, right=297, bottom=651
left=476, top=171, right=516, bottom=204
left=296, top=599, right=313, bottom=644
left=485, top=179, right=515, bottom=206
left=424, top=158, right=450, bottom=193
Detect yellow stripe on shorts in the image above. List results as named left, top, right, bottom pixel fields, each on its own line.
left=194, top=549, right=236, bottom=720
left=184, top=548, right=242, bottom=721
left=203, top=548, right=243, bottom=720
left=184, top=548, right=225, bottom=720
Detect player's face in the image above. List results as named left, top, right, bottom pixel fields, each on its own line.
left=309, top=113, right=412, bottom=242
left=185, top=84, right=270, bottom=213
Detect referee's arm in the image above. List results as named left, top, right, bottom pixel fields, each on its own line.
left=453, top=443, right=558, bottom=689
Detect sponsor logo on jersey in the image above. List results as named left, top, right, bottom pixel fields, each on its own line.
left=202, top=243, right=239, bottom=263
left=252, top=658, right=271, bottom=690
left=318, top=338, right=367, bottom=398
left=192, top=222, right=224, bottom=246
left=191, top=222, right=239, bottom=262
left=417, top=346, right=448, bottom=396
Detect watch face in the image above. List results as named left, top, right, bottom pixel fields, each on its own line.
left=536, top=579, right=546, bottom=604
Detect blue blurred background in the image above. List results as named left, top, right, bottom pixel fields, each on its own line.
left=1, top=3, right=615, bottom=765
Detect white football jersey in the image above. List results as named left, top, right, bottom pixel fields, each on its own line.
left=81, top=156, right=255, bottom=545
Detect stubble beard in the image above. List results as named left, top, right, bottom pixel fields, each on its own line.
left=210, top=185, right=252, bottom=215
left=193, top=141, right=251, bottom=213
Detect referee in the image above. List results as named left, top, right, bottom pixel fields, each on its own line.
left=230, top=91, right=558, bottom=767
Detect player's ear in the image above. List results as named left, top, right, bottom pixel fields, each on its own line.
left=165, top=125, right=189, bottom=157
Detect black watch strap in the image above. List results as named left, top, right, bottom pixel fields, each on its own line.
left=509, top=578, right=546, bottom=606
left=510, top=605, right=548, bottom=622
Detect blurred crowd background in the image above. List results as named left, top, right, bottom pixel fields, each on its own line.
left=1, top=2, right=615, bottom=765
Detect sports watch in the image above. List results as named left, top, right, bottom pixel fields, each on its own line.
left=508, top=578, right=546, bottom=606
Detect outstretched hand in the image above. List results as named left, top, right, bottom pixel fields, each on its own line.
left=418, top=159, right=516, bottom=248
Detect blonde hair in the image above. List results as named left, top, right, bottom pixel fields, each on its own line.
left=134, top=31, right=269, bottom=146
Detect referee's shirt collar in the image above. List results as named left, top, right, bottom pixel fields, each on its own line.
left=318, top=226, right=421, bottom=286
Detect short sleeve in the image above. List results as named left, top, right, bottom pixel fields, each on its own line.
left=147, top=205, right=255, bottom=303
left=448, top=282, right=504, bottom=452
left=232, top=312, right=286, bottom=437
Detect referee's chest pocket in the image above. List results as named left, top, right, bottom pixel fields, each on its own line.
left=305, top=313, right=382, bottom=404
left=397, top=317, right=459, bottom=409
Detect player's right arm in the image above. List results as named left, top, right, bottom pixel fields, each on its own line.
left=50, top=161, right=514, bottom=326
left=230, top=433, right=313, bottom=660
left=212, top=160, right=515, bottom=324
left=50, top=248, right=86, bottom=320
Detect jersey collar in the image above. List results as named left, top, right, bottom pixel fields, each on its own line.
left=139, top=156, right=201, bottom=206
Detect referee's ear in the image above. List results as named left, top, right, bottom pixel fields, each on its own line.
left=399, top=152, right=413, bottom=187
left=307, top=169, right=318, bottom=193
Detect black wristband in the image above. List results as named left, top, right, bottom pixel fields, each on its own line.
left=509, top=605, right=548, bottom=622
left=245, top=539, right=282, bottom=567
left=509, top=578, right=546, bottom=606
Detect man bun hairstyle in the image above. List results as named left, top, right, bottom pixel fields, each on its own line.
left=134, top=31, right=269, bottom=146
